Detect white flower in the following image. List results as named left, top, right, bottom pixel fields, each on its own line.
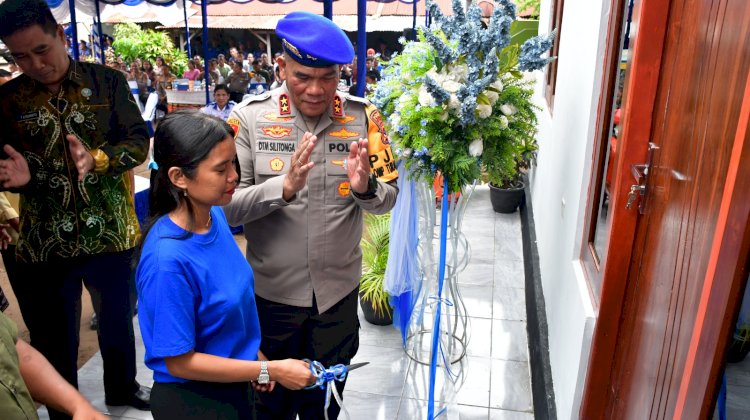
left=418, top=86, right=434, bottom=107
left=491, top=79, right=504, bottom=92
left=442, top=80, right=462, bottom=94
left=477, top=104, right=492, bottom=119
left=426, top=68, right=445, bottom=84
left=500, top=103, right=517, bottom=116
left=448, top=94, right=461, bottom=110
left=485, top=90, right=499, bottom=105
left=469, top=138, right=483, bottom=157
left=499, top=115, right=509, bottom=129
left=451, top=64, right=469, bottom=82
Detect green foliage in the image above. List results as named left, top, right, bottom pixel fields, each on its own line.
left=360, top=213, right=392, bottom=317
left=112, top=23, right=188, bottom=76
left=514, top=0, right=541, bottom=18
left=482, top=75, right=540, bottom=188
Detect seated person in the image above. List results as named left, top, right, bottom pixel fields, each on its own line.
left=201, top=84, right=236, bottom=121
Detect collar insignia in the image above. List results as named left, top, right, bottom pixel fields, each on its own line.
left=279, top=93, right=291, bottom=115
left=332, top=94, right=343, bottom=117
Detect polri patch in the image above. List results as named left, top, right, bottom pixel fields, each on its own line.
left=270, top=157, right=285, bottom=172
left=227, top=117, right=241, bottom=138
left=337, top=181, right=351, bottom=197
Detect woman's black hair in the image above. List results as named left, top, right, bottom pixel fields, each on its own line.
left=133, top=110, right=234, bottom=268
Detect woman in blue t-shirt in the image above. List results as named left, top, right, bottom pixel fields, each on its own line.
left=135, top=110, right=314, bottom=419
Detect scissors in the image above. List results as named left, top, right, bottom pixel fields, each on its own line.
left=344, top=361, right=369, bottom=371
left=303, top=360, right=370, bottom=389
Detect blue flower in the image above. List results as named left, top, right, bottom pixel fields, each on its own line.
left=519, top=30, right=557, bottom=72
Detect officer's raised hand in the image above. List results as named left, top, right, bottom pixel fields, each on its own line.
left=347, top=138, right=371, bottom=193
left=282, top=131, right=317, bottom=201
left=0, top=144, right=31, bottom=189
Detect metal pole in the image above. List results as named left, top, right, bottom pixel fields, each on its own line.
left=95, top=0, right=105, bottom=64
left=201, top=0, right=210, bottom=105
left=183, top=0, right=192, bottom=57
left=355, top=0, right=366, bottom=97
left=412, top=0, right=417, bottom=37
left=68, top=0, right=79, bottom=61
left=324, top=0, right=333, bottom=20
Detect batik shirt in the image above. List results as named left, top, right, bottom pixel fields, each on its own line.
left=0, top=59, right=148, bottom=263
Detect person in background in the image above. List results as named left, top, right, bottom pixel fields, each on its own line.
left=224, top=11, right=398, bottom=420
left=142, top=59, right=156, bottom=89
left=207, top=58, right=223, bottom=85
left=226, top=60, right=249, bottom=103
left=128, top=62, right=151, bottom=105
left=252, top=59, right=271, bottom=86
left=154, top=56, right=165, bottom=78
left=0, top=2, right=151, bottom=417
left=201, top=84, right=236, bottom=120
left=136, top=110, right=314, bottom=419
left=0, top=311, right=108, bottom=419
left=243, top=52, right=255, bottom=73
left=348, top=70, right=378, bottom=97
left=182, top=60, right=200, bottom=81
left=269, top=66, right=283, bottom=90
left=217, top=53, right=231, bottom=80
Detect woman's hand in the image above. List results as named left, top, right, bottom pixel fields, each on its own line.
left=268, top=359, right=315, bottom=390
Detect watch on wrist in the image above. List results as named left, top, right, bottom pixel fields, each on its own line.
left=257, top=360, right=270, bottom=384
left=353, top=174, right=378, bottom=199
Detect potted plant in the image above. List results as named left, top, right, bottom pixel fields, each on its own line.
left=359, top=212, right=393, bottom=325
left=371, top=0, right=554, bottom=196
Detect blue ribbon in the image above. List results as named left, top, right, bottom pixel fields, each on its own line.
left=305, top=361, right=350, bottom=420
left=428, top=175, right=451, bottom=419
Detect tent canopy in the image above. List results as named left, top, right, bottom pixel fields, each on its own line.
left=160, top=0, right=452, bottom=31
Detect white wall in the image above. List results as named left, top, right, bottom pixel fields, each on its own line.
left=529, top=1, right=612, bottom=418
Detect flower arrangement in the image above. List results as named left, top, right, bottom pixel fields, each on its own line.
left=372, top=0, right=555, bottom=192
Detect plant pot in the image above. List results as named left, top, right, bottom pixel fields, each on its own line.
left=359, top=294, right=393, bottom=326
left=489, top=182, right=526, bottom=213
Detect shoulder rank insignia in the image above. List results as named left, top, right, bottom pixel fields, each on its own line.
left=237, top=91, right=271, bottom=107
left=279, top=93, right=291, bottom=115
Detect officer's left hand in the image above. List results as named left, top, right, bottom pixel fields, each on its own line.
left=347, top=138, right=371, bottom=193
left=67, top=135, right=95, bottom=181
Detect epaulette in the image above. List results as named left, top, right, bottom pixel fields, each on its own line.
left=342, top=93, right=371, bottom=105
left=234, top=91, right=272, bottom=109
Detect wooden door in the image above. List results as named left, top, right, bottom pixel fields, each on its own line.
left=605, top=0, right=750, bottom=418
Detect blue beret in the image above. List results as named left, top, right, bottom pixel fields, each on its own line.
left=276, top=12, right=354, bottom=68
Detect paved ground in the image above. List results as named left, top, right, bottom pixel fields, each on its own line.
left=35, top=183, right=534, bottom=420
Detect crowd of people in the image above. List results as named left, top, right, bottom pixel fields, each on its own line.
left=0, top=0, right=398, bottom=419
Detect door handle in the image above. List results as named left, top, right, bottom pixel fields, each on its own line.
left=625, top=142, right=659, bottom=214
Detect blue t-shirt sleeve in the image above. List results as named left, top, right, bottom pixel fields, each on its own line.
left=140, top=267, right=197, bottom=358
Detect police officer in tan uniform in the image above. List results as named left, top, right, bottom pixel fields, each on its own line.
left=223, top=11, right=398, bottom=420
